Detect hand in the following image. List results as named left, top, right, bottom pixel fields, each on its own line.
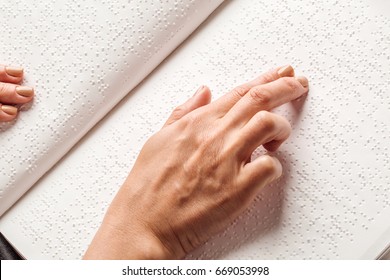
left=0, top=64, right=34, bottom=122
left=84, top=65, right=308, bottom=259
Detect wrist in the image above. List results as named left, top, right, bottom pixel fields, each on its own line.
left=84, top=216, right=177, bottom=260
left=84, top=201, right=183, bottom=260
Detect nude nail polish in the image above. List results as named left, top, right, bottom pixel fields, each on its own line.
left=5, top=66, right=24, bottom=77
left=16, top=86, right=34, bottom=97
left=277, top=65, right=294, bottom=77
left=296, top=76, right=309, bottom=88
left=1, top=105, right=18, bottom=115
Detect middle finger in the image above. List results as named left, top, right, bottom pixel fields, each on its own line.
left=223, top=76, right=308, bottom=127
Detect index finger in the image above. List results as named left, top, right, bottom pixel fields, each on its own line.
left=224, top=76, right=308, bottom=126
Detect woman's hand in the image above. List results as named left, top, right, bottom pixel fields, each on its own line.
left=84, top=65, right=308, bottom=259
left=0, top=64, right=34, bottom=122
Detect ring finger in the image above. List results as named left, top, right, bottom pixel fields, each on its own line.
left=237, top=110, right=291, bottom=160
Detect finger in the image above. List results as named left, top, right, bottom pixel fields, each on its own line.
left=210, top=65, right=295, bottom=115
left=0, top=83, right=34, bottom=104
left=0, top=65, right=24, bottom=84
left=238, top=155, right=282, bottom=199
left=225, top=76, right=308, bottom=126
left=263, top=139, right=286, bottom=152
left=237, top=111, right=291, bottom=159
left=164, top=85, right=211, bottom=127
left=0, top=104, right=18, bottom=122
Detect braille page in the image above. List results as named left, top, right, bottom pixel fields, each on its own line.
left=0, top=0, right=223, bottom=216
left=1, top=0, right=390, bottom=259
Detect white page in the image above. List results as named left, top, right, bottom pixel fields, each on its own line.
left=0, top=0, right=389, bottom=259
left=0, top=0, right=223, bottom=216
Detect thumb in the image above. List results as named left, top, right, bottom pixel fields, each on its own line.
left=164, top=85, right=211, bottom=127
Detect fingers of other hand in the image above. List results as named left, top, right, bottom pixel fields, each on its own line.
left=164, top=85, right=211, bottom=126
left=0, top=104, right=18, bottom=122
left=0, top=83, right=34, bottom=104
left=0, top=65, right=34, bottom=122
left=225, top=75, right=308, bottom=126
left=211, top=65, right=295, bottom=115
left=0, top=65, right=24, bottom=84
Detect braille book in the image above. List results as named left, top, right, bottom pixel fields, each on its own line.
left=0, top=0, right=389, bottom=259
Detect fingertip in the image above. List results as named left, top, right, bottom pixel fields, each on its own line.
left=163, top=85, right=212, bottom=127
left=192, top=85, right=211, bottom=106
left=0, top=105, right=18, bottom=122
left=192, top=85, right=204, bottom=97
left=5, top=66, right=24, bottom=78
left=0, top=65, right=24, bottom=84
left=241, top=154, right=283, bottom=195
left=259, top=155, right=282, bottom=180
left=16, top=86, right=34, bottom=99
left=296, top=76, right=309, bottom=89
left=277, top=65, right=295, bottom=77
left=199, top=85, right=212, bottom=103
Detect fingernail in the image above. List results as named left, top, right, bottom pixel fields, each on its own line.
left=277, top=65, right=294, bottom=77
left=193, top=85, right=204, bottom=97
left=16, top=86, right=34, bottom=97
left=1, top=105, right=18, bottom=115
left=295, top=76, right=309, bottom=88
left=5, top=66, right=24, bottom=77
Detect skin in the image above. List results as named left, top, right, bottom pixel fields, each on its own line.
left=1, top=62, right=306, bottom=258
left=0, top=64, right=34, bottom=122
left=84, top=65, right=309, bottom=259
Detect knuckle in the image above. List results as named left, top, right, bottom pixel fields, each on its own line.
left=171, top=105, right=186, bottom=119
left=0, top=83, right=13, bottom=97
left=184, top=110, right=202, bottom=126
left=256, top=111, right=275, bottom=131
left=0, top=83, right=6, bottom=96
left=259, top=72, right=276, bottom=83
left=260, top=155, right=279, bottom=176
left=281, top=77, right=300, bottom=92
left=249, top=87, right=271, bottom=106
left=230, top=85, right=249, bottom=99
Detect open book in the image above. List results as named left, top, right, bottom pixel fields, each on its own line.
left=0, top=0, right=389, bottom=259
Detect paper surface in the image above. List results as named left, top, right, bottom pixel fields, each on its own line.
left=1, top=0, right=390, bottom=259
left=0, top=0, right=223, bottom=216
